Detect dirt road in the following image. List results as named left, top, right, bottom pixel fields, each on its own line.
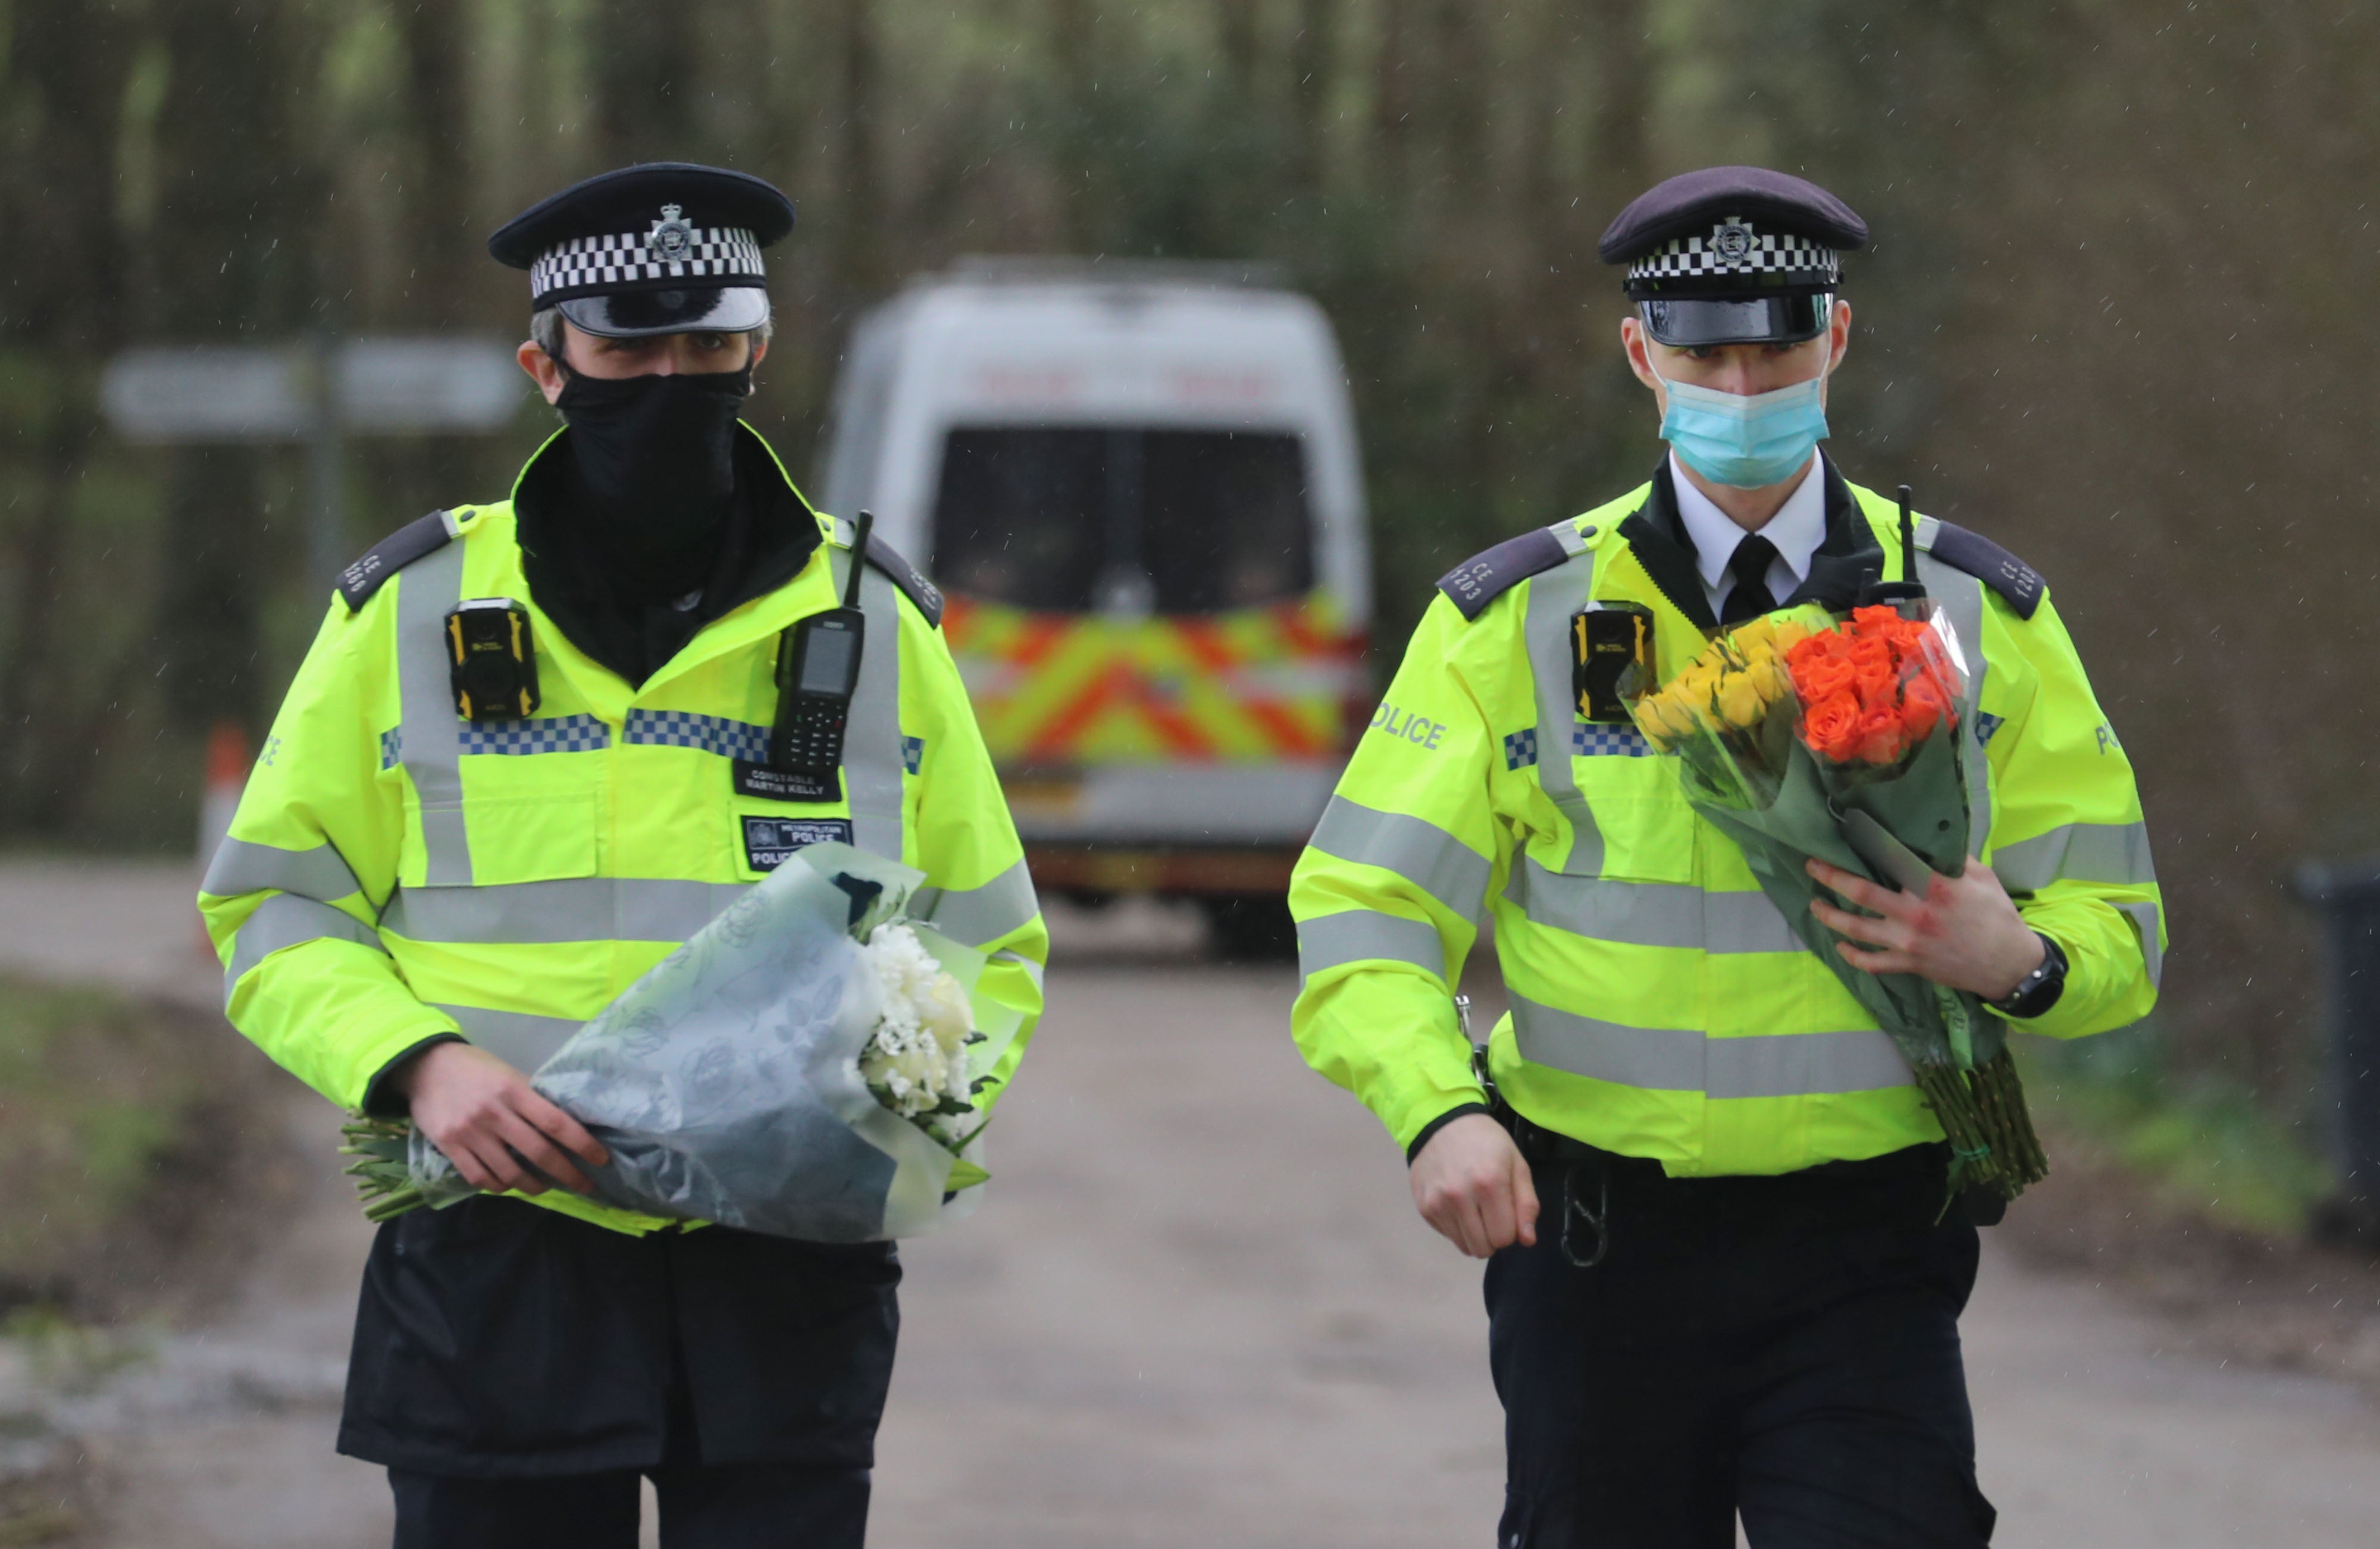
left=1, top=868, right=2374, bottom=1547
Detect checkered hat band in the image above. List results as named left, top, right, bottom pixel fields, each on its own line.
left=1628, top=227, right=1838, bottom=283
left=530, top=227, right=766, bottom=302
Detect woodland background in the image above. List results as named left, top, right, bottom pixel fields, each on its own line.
left=0, top=0, right=2371, bottom=1123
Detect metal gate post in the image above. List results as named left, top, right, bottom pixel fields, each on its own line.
left=2294, top=860, right=2380, bottom=1246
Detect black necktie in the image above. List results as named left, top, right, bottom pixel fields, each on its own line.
left=1720, top=534, right=1781, bottom=625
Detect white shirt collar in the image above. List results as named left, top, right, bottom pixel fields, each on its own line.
left=1668, top=450, right=1828, bottom=594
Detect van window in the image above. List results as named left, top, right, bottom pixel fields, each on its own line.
left=932, top=428, right=1314, bottom=616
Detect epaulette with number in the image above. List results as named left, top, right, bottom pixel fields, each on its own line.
left=856, top=531, right=945, bottom=628
left=1435, top=525, right=1576, bottom=622
left=337, top=510, right=455, bottom=612
left=1923, top=521, right=2044, bottom=620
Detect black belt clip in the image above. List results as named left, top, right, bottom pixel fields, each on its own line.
left=1512, top=1115, right=1613, bottom=1269
left=446, top=598, right=540, bottom=722
left=1559, top=1157, right=1612, bottom=1269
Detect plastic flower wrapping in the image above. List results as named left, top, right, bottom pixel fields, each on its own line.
left=342, top=843, right=1021, bottom=1241
left=1630, top=603, right=2046, bottom=1203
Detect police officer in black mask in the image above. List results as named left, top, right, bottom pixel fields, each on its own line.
left=499, top=162, right=809, bottom=686
left=320, top=164, right=919, bottom=1544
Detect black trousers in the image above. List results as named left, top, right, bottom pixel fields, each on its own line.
left=1486, top=1135, right=1997, bottom=1548
left=389, top=1462, right=868, bottom=1548
left=342, top=1197, right=898, bottom=1477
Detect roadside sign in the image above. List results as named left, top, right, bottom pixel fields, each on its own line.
left=101, top=337, right=523, bottom=443
left=103, top=334, right=528, bottom=592
left=102, top=346, right=308, bottom=443
left=339, top=337, right=525, bottom=433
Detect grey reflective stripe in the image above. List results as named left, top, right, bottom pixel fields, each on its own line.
left=1914, top=527, right=1993, bottom=858
left=1505, top=856, right=1801, bottom=954
left=433, top=1003, right=583, bottom=1073
left=1705, top=1028, right=1913, bottom=1098
left=381, top=877, right=751, bottom=945
left=395, top=522, right=472, bottom=885
left=844, top=550, right=907, bottom=860
left=1991, top=821, right=2158, bottom=893
left=987, top=948, right=1045, bottom=992
left=1510, top=992, right=1912, bottom=1098
left=1307, top=797, right=1493, bottom=926
left=1295, top=908, right=1446, bottom=983
left=2114, top=898, right=2166, bottom=989
left=201, top=836, right=363, bottom=903
left=1521, top=529, right=1601, bottom=874
left=913, top=858, right=1038, bottom=948
left=225, top=892, right=386, bottom=1006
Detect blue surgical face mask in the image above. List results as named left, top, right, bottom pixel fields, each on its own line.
left=1652, top=359, right=1831, bottom=489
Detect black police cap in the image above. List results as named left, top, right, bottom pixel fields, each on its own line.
left=1599, top=167, right=1866, bottom=347
left=1598, top=166, right=1866, bottom=268
left=488, top=162, right=796, bottom=338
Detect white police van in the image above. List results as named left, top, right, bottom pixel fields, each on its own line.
left=817, top=259, right=1372, bottom=955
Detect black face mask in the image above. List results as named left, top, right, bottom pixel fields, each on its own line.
left=555, top=365, right=753, bottom=597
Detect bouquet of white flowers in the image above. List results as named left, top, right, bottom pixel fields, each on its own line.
left=342, top=843, right=1022, bottom=1241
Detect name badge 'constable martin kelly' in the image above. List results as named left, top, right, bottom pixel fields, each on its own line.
left=198, top=163, right=1045, bottom=1545
left=1289, top=166, right=2162, bottom=1546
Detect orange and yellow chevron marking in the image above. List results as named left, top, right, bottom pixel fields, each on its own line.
left=942, top=593, right=1364, bottom=765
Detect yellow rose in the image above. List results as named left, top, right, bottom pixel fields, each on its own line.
left=1715, top=669, right=1767, bottom=726
left=1671, top=660, right=1721, bottom=703
left=1730, top=617, right=1778, bottom=655
left=1635, top=695, right=1689, bottom=744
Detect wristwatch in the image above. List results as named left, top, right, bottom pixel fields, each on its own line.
left=1986, top=932, right=2068, bottom=1019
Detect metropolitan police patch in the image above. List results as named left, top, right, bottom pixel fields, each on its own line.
left=742, top=816, right=854, bottom=873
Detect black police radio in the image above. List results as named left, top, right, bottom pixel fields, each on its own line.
left=734, top=510, right=875, bottom=804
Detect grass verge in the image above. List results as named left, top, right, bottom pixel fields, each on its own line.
left=0, top=975, right=280, bottom=1319
left=2014, top=1022, right=2332, bottom=1238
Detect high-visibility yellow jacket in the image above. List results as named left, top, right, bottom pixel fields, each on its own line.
left=199, top=427, right=1047, bottom=1234
left=1290, top=460, right=2162, bottom=1177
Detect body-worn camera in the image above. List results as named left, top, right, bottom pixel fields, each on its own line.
left=1572, top=604, right=1654, bottom=725
left=446, top=598, right=540, bottom=722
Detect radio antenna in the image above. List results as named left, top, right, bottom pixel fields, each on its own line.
left=845, top=509, right=875, bottom=609
left=1896, top=485, right=1916, bottom=585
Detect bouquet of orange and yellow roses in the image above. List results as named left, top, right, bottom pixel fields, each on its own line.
left=1631, top=602, right=2046, bottom=1203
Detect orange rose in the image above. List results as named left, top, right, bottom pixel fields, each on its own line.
left=1849, top=605, right=1903, bottom=641
left=1802, top=692, right=1865, bottom=762
left=1795, top=654, right=1857, bottom=704
left=1854, top=706, right=1906, bottom=765
left=1902, top=676, right=1949, bottom=740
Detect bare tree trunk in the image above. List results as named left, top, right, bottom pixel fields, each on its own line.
left=1289, top=0, right=1336, bottom=194
left=831, top=0, right=885, bottom=296
left=1218, top=0, right=1264, bottom=93
left=1581, top=0, right=1648, bottom=218
left=591, top=0, right=702, bottom=167
left=1370, top=0, right=1413, bottom=193
left=402, top=0, right=478, bottom=330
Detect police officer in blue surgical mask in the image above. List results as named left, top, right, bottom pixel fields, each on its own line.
left=1290, top=164, right=2163, bottom=1546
